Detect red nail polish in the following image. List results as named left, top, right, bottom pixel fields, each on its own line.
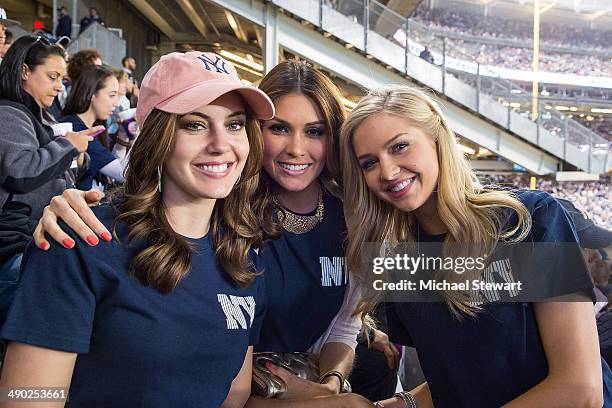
left=86, top=235, right=99, bottom=246
left=265, top=361, right=274, bottom=370
left=101, top=232, right=112, bottom=241
left=39, top=242, right=49, bottom=251
left=62, top=238, right=75, bottom=248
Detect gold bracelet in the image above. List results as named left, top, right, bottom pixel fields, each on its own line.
left=319, top=370, right=344, bottom=393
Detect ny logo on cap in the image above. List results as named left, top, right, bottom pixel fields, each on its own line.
left=0, top=8, right=8, bottom=20
left=197, top=54, right=230, bottom=75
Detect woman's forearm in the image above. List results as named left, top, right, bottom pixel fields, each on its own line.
left=244, top=393, right=372, bottom=408
left=318, top=342, right=355, bottom=393
left=502, top=376, right=603, bottom=408
left=376, top=382, right=433, bottom=408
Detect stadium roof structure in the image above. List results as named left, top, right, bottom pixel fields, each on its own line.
left=510, top=0, right=611, bottom=16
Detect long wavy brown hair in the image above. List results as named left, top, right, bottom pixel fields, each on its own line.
left=253, top=59, right=347, bottom=240
left=112, top=106, right=264, bottom=293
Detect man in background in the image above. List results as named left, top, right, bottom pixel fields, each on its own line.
left=121, top=56, right=139, bottom=107
left=0, top=29, right=12, bottom=58
left=0, top=7, right=20, bottom=65
left=55, top=6, right=72, bottom=39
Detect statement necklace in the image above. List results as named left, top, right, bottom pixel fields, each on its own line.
left=273, top=189, right=324, bottom=234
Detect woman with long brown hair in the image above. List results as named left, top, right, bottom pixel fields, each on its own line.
left=59, top=64, right=123, bottom=190
left=0, top=51, right=275, bottom=407
left=29, top=59, right=388, bottom=407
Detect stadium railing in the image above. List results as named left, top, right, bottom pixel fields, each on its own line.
left=66, top=23, right=127, bottom=69
left=273, top=0, right=611, bottom=174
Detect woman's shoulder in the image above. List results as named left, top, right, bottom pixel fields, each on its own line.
left=58, top=114, right=87, bottom=131
left=0, top=101, right=32, bottom=121
left=513, top=189, right=557, bottom=212
left=508, top=189, right=579, bottom=243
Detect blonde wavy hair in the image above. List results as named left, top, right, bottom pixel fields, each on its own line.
left=339, top=85, right=532, bottom=317
left=112, top=107, right=264, bottom=293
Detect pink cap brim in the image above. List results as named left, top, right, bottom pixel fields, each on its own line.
left=153, top=81, right=274, bottom=121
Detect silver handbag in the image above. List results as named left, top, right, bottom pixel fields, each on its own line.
left=251, top=352, right=351, bottom=398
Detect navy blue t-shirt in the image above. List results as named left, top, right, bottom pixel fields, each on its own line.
left=386, top=190, right=606, bottom=407
left=1, top=204, right=265, bottom=407
left=256, top=191, right=349, bottom=352
left=59, top=114, right=115, bottom=189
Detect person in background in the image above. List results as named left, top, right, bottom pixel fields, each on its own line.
left=0, top=35, right=100, bottom=323
left=59, top=65, right=123, bottom=191
left=121, top=56, right=138, bottom=86
left=79, top=7, right=105, bottom=34
left=67, top=48, right=102, bottom=85
left=122, top=56, right=140, bottom=107
left=106, top=68, right=134, bottom=152
left=418, top=46, right=434, bottom=64
left=55, top=6, right=72, bottom=39
left=0, top=28, right=12, bottom=57
left=0, top=6, right=20, bottom=65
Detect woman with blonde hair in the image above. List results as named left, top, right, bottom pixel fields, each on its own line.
left=0, top=51, right=274, bottom=407
left=339, top=84, right=610, bottom=407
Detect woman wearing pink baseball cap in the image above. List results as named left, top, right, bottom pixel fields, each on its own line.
left=24, top=56, right=380, bottom=408
left=0, top=52, right=277, bottom=407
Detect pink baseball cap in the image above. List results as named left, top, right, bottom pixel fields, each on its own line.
left=136, top=51, right=274, bottom=126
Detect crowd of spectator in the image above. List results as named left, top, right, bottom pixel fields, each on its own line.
left=577, top=116, right=612, bottom=142
left=412, top=7, right=612, bottom=77
left=482, top=174, right=611, bottom=230
left=413, top=7, right=612, bottom=52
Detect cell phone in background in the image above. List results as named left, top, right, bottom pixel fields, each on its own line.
left=89, top=127, right=106, bottom=138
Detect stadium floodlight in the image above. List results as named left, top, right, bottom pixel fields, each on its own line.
left=219, top=50, right=264, bottom=72
left=591, top=108, right=612, bottom=114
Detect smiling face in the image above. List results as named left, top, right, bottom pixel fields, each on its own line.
left=91, top=76, right=120, bottom=120
left=22, top=54, right=66, bottom=108
left=352, top=112, right=439, bottom=213
left=261, top=92, right=327, bottom=193
left=162, top=92, right=249, bottom=204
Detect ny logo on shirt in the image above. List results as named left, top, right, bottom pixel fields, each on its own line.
left=217, top=294, right=256, bottom=330
left=472, top=258, right=519, bottom=304
left=319, top=257, right=348, bottom=287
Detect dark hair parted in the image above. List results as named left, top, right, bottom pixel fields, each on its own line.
left=112, top=107, right=265, bottom=293
left=67, top=48, right=101, bottom=83
left=0, top=35, right=66, bottom=105
left=62, top=64, right=114, bottom=116
left=254, top=59, right=347, bottom=239
left=62, top=64, right=114, bottom=147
